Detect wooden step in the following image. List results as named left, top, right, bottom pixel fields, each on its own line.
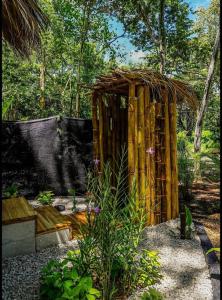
left=2, top=197, right=37, bottom=225
left=35, top=206, right=72, bottom=235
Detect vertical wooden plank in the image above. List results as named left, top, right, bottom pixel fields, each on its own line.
left=170, top=92, right=179, bottom=218
left=144, top=86, right=151, bottom=224
left=163, top=89, right=172, bottom=221
left=128, top=83, right=136, bottom=191
left=149, top=102, right=156, bottom=225
left=138, top=86, right=146, bottom=210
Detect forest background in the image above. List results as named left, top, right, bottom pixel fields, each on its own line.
left=2, top=0, right=220, bottom=161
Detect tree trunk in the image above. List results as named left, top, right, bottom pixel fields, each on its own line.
left=159, top=0, right=166, bottom=74
left=194, top=29, right=220, bottom=152
left=39, top=49, right=46, bottom=109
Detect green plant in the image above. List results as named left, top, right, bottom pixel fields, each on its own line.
left=206, top=248, right=220, bottom=255
left=40, top=258, right=101, bottom=300
left=68, top=188, right=77, bottom=212
left=3, top=184, right=18, bottom=198
left=37, top=191, right=54, bottom=205
left=76, top=149, right=162, bottom=299
left=184, top=205, right=193, bottom=239
left=141, top=288, right=164, bottom=300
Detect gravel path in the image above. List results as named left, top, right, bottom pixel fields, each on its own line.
left=2, top=219, right=213, bottom=300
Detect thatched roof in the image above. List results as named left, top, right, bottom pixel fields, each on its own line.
left=2, top=0, right=48, bottom=57
left=93, top=68, right=198, bottom=110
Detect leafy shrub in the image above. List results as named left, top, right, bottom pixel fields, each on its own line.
left=40, top=258, right=101, bottom=300
left=40, top=150, right=162, bottom=299
left=141, top=288, right=164, bottom=300
left=37, top=191, right=54, bottom=205
left=75, top=150, right=162, bottom=298
left=3, top=184, right=18, bottom=198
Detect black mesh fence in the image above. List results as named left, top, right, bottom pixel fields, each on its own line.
left=2, top=116, right=93, bottom=197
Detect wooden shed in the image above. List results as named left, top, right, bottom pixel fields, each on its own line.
left=91, top=69, right=197, bottom=225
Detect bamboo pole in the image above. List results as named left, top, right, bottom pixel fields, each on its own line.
left=107, top=96, right=112, bottom=164
left=112, top=95, right=117, bottom=184
left=163, top=89, right=172, bottom=221
left=149, top=101, right=156, bottom=225
left=155, top=103, right=162, bottom=224
left=144, top=86, right=151, bottom=224
left=92, top=92, right=98, bottom=160
left=116, top=95, right=121, bottom=164
left=98, top=94, right=104, bottom=171
left=128, top=83, right=136, bottom=191
left=170, top=91, right=179, bottom=218
left=138, top=85, right=146, bottom=210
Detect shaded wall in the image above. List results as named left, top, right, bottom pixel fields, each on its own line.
left=2, top=116, right=93, bottom=197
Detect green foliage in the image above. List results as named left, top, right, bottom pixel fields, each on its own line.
left=2, top=0, right=121, bottom=120
left=40, top=150, right=161, bottom=299
left=68, top=188, right=77, bottom=212
left=76, top=150, right=162, bottom=298
left=37, top=191, right=54, bottom=205
left=206, top=247, right=220, bottom=255
left=40, top=258, right=101, bottom=300
left=3, top=184, right=18, bottom=198
left=141, top=288, right=164, bottom=300
left=184, top=205, right=192, bottom=239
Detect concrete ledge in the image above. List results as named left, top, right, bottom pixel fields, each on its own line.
left=2, top=220, right=36, bottom=258
left=36, top=228, right=71, bottom=251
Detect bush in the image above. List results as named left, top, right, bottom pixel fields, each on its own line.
left=40, top=150, right=162, bottom=299
left=40, top=257, right=101, bottom=300
left=37, top=191, right=54, bottom=205
left=141, top=288, right=164, bottom=300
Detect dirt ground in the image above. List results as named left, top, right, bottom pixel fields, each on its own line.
left=189, top=181, right=220, bottom=259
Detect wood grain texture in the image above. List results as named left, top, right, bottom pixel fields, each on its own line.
left=2, top=197, right=37, bottom=225
left=36, top=206, right=72, bottom=234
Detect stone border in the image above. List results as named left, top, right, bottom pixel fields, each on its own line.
left=194, top=221, right=220, bottom=300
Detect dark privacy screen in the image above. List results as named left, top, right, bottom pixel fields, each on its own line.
left=2, top=116, right=93, bottom=197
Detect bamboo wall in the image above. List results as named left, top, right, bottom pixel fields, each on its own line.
left=92, top=83, right=179, bottom=225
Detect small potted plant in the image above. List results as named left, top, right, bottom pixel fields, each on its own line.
left=36, top=191, right=54, bottom=206
left=2, top=184, right=19, bottom=199
left=68, top=188, right=77, bottom=212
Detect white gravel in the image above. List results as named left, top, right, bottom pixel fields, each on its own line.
left=2, top=219, right=213, bottom=300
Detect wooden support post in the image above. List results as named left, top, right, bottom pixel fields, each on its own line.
left=138, top=86, right=146, bottom=210
left=170, top=92, right=179, bottom=218
left=107, top=96, right=112, bottom=164
left=163, top=90, right=172, bottom=221
left=128, top=83, right=136, bottom=191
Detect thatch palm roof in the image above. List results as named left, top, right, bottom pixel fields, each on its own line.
left=2, top=0, right=48, bottom=57
left=93, top=68, right=198, bottom=110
